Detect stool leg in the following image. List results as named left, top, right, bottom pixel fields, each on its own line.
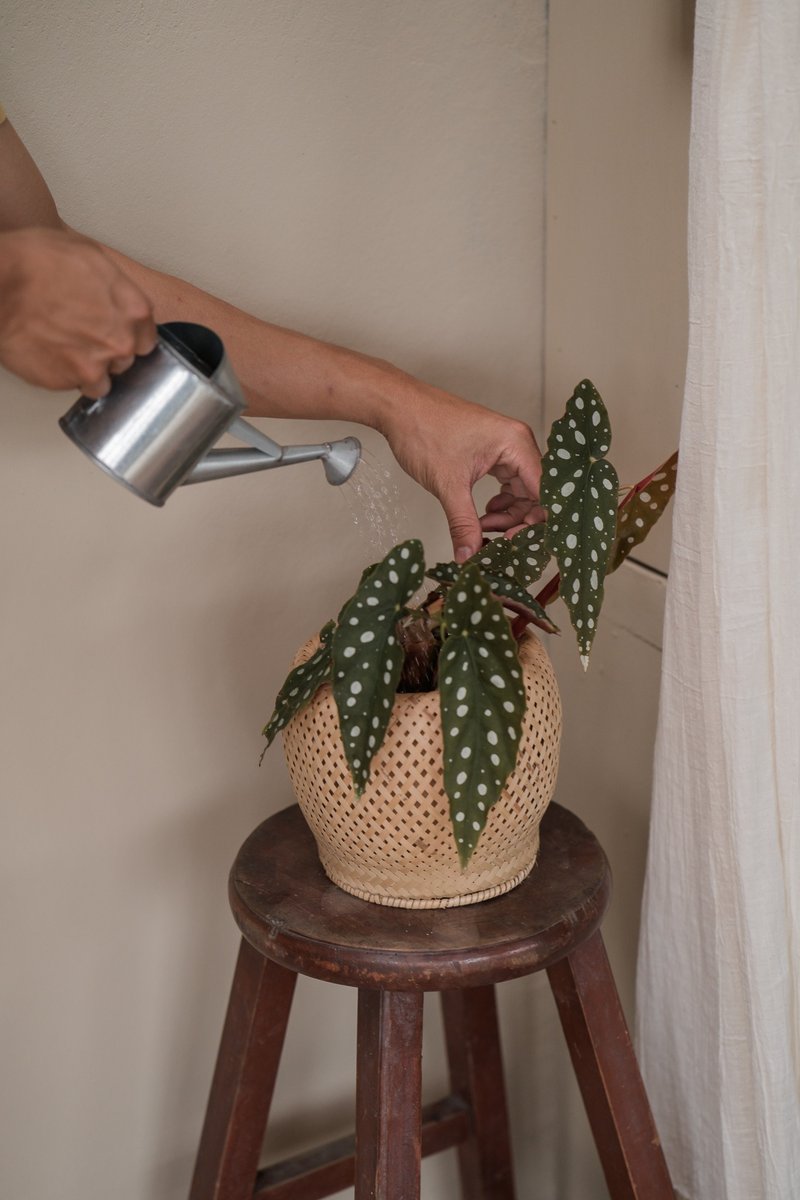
left=355, top=989, right=424, bottom=1200
left=189, top=937, right=297, bottom=1200
left=546, top=929, right=673, bottom=1200
left=440, top=987, right=516, bottom=1200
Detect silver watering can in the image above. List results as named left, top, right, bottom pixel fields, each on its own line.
left=59, top=321, right=361, bottom=505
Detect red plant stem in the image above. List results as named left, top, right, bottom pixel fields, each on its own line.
left=534, top=572, right=561, bottom=609
left=511, top=614, right=529, bottom=640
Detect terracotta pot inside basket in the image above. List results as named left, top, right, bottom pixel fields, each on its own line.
left=282, top=630, right=562, bottom=909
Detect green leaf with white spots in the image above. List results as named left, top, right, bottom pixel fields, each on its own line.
left=468, top=535, right=523, bottom=582
left=427, top=552, right=558, bottom=636
left=439, top=564, right=526, bottom=867
left=540, top=380, right=619, bottom=667
left=480, top=575, right=559, bottom=634
left=610, top=451, right=678, bottom=573
left=261, top=620, right=335, bottom=749
left=426, top=560, right=463, bottom=588
left=355, top=559, right=381, bottom=590
left=429, top=521, right=555, bottom=633
left=468, top=524, right=550, bottom=588
left=332, top=539, right=425, bottom=795
left=508, top=523, right=552, bottom=584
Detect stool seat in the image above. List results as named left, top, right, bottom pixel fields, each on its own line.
left=191, top=800, right=673, bottom=1200
left=231, top=802, right=610, bottom=990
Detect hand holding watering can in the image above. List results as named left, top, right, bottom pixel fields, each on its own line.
left=60, top=322, right=361, bottom=504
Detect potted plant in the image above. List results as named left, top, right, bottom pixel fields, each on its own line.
left=261, top=380, right=677, bottom=908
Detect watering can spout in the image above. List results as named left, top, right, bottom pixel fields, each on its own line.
left=59, top=322, right=361, bottom=505
left=183, top=425, right=362, bottom=487
left=322, top=436, right=362, bottom=485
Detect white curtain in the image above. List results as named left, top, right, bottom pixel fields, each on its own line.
left=635, top=3, right=800, bottom=1198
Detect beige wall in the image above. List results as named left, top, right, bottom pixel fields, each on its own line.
left=1, top=3, right=692, bottom=1197
left=540, top=3, right=692, bottom=1194
left=545, top=0, right=693, bottom=572
left=0, top=4, right=546, bottom=1199
left=546, top=0, right=692, bottom=995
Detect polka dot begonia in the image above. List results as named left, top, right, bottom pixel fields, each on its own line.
left=540, top=379, right=620, bottom=667
left=261, top=619, right=335, bottom=752
left=439, top=563, right=526, bottom=865
left=609, top=451, right=678, bottom=573
left=331, top=538, right=425, bottom=795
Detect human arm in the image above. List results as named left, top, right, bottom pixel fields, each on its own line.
left=0, top=225, right=157, bottom=396
left=98, top=246, right=544, bottom=554
left=0, top=115, right=542, bottom=555
left=0, top=120, right=156, bottom=396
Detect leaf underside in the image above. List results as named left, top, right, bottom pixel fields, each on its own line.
left=540, top=379, right=619, bottom=666
left=439, top=564, right=526, bottom=866
left=610, top=451, right=678, bottom=572
left=261, top=620, right=335, bottom=749
left=332, top=538, right=425, bottom=795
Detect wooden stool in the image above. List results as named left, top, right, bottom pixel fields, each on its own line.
left=189, top=802, right=672, bottom=1200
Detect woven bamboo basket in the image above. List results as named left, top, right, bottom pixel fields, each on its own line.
left=282, top=629, right=562, bottom=908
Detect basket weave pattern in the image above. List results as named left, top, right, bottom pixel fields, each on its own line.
left=282, top=630, right=562, bottom=908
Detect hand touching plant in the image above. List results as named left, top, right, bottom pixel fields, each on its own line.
left=262, top=380, right=678, bottom=863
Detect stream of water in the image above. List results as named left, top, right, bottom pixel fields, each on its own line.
left=335, top=451, right=412, bottom=556
left=337, top=448, right=404, bottom=555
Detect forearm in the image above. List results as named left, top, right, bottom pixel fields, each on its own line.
left=97, top=239, right=413, bottom=432
left=99, top=237, right=543, bottom=561
left=0, top=115, right=405, bottom=430
left=1, top=117, right=542, bottom=560
left=0, top=120, right=60, bottom=231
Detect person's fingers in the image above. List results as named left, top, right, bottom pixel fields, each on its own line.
left=480, top=510, right=523, bottom=532
left=132, top=313, right=157, bottom=357
left=510, top=424, right=544, bottom=494
left=499, top=521, right=529, bottom=539
left=483, top=488, right=537, bottom=520
left=110, top=273, right=157, bottom=356
left=79, top=368, right=112, bottom=399
left=108, top=355, right=135, bottom=375
left=527, top=503, right=547, bottom=525
left=484, top=491, right=517, bottom=514
left=480, top=499, right=547, bottom=534
left=440, top=458, right=545, bottom=560
left=437, top=482, right=482, bottom=562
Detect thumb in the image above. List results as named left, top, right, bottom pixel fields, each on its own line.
left=439, top=486, right=482, bottom=563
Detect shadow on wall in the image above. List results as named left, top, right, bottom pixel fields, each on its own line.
left=680, top=0, right=696, bottom=55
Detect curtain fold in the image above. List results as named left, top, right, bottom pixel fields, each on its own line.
left=635, top=2, right=800, bottom=1197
